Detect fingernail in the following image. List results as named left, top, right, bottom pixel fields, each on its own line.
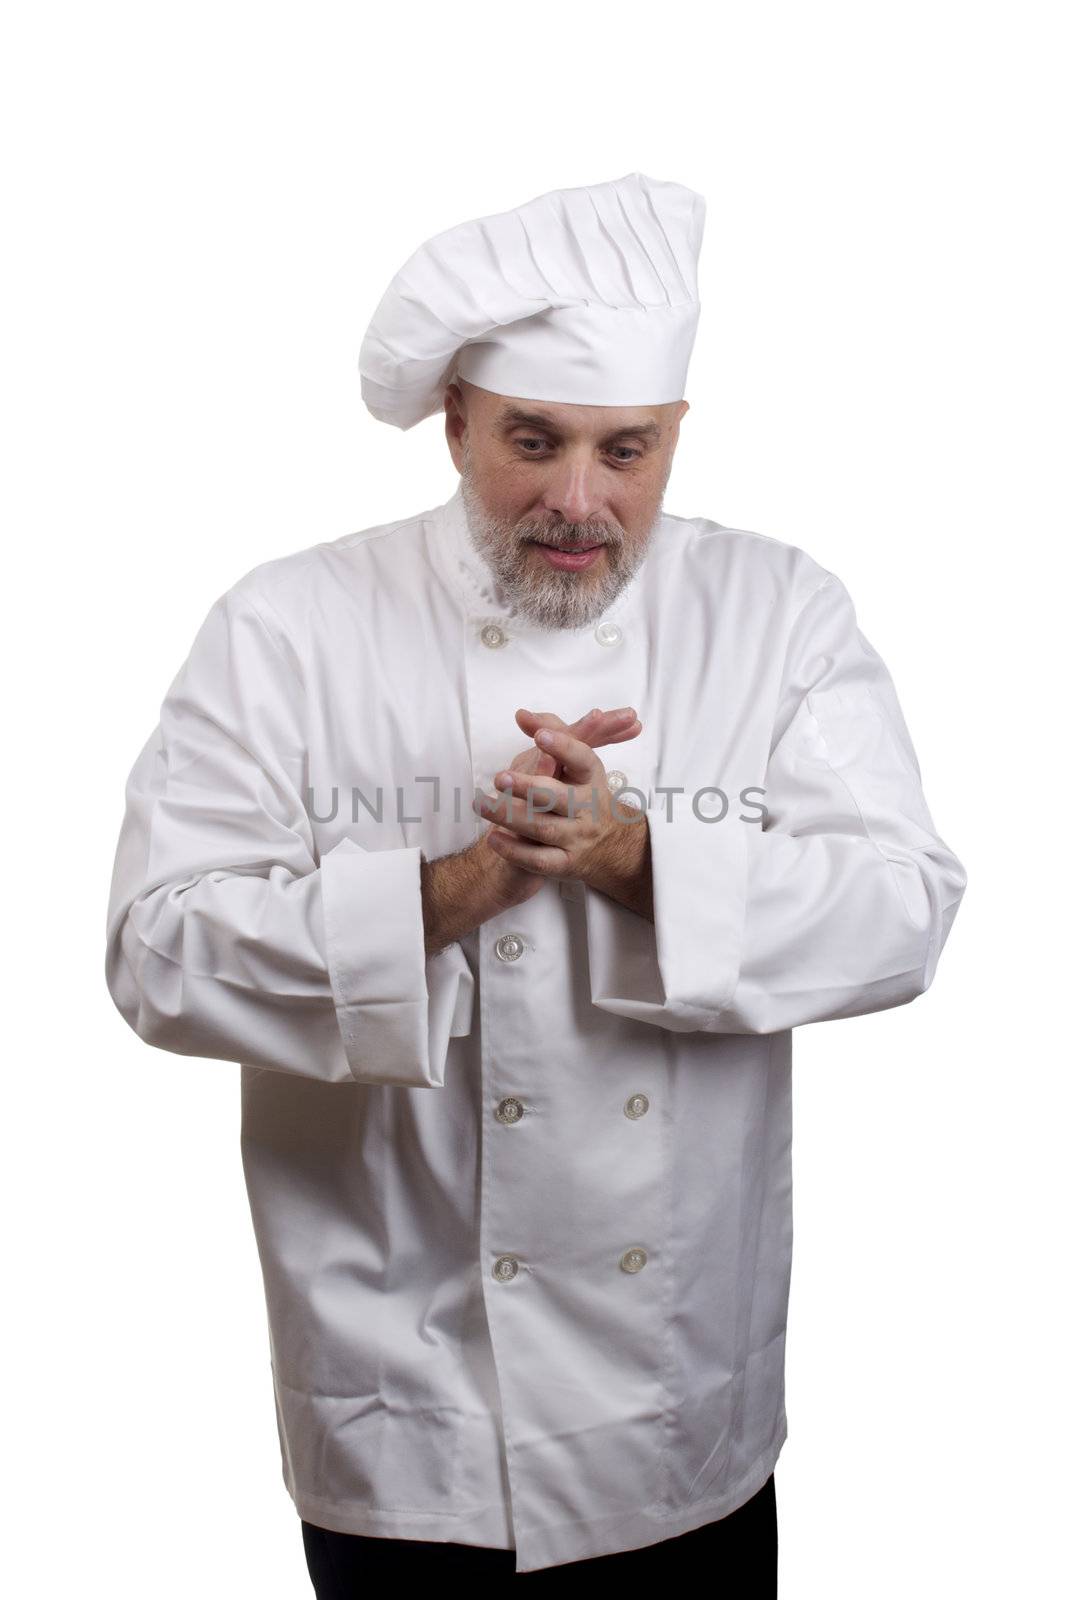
left=497, top=771, right=514, bottom=788
left=536, top=729, right=556, bottom=747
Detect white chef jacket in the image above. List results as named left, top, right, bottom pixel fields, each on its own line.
left=104, top=485, right=967, bottom=1572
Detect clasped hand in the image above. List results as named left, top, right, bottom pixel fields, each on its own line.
left=471, top=705, right=648, bottom=895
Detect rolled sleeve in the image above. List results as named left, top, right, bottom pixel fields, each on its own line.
left=585, top=797, right=748, bottom=1031
left=321, top=838, right=474, bottom=1088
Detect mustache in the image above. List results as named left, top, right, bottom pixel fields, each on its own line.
left=519, top=521, right=620, bottom=547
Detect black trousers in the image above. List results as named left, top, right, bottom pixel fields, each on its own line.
left=302, top=1471, right=777, bottom=1590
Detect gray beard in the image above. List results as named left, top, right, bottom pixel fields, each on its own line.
left=459, top=467, right=660, bottom=631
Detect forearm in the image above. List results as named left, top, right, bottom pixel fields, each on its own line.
left=422, top=838, right=507, bottom=957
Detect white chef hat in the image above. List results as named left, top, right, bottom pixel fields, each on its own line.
left=358, top=171, right=705, bottom=431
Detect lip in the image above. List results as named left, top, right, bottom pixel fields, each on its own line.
left=532, top=542, right=605, bottom=571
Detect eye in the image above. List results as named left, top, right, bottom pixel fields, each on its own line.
left=514, top=437, right=642, bottom=463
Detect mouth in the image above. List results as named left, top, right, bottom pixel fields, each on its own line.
left=532, top=541, right=605, bottom=571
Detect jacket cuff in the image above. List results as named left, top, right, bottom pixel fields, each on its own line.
left=320, top=838, right=474, bottom=1087
left=585, top=800, right=748, bottom=1031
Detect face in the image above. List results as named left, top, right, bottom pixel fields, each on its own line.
left=444, top=377, right=688, bottom=630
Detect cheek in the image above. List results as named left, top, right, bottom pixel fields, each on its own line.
left=483, top=463, right=543, bottom=517
left=498, top=462, right=546, bottom=502
left=614, top=477, right=664, bottom=537
left=628, top=473, right=664, bottom=510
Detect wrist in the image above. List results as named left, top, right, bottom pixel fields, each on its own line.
left=587, top=807, right=653, bottom=921
left=421, top=848, right=480, bottom=956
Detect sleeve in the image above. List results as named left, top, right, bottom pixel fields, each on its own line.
left=584, top=571, right=967, bottom=1035
left=104, top=582, right=474, bottom=1086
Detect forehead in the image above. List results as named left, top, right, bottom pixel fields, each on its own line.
left=488, top=398, right=664, bottom=438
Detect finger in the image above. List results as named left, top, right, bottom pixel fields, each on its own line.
left=515, top=708, right=570, bottom=734
left=585, top=712, right=643, bottom=750
left=592, top=705, right=637, bottom=724
left=572, top=709, right=639, bottom=746
left=474, top=786, right=568, bottom=843
left=514, top=709, right=595, bottom=779
left=493, top=769, right=569, bottom=810
left=517, top=705, right=636, bottom=735
left=575, top=706, right=626, bottom=731
left=487, top=826, right=570, bottom=878
left=506, top=746, right=559, bottom=780
left=517, top=708, right=640, bottom=766
left=532, top=725, right=598, bottom=783
left=511, top=708, right=640, bottom=782
left=495, top=773, right=611, bottom=836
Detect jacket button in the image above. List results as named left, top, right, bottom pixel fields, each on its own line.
left=495, top=1096, right=525, bottom=1124
left=595, top=620, right=622, bottom=647
left=619, top=1246, right=648, bottom=1274
left=492, top=1255, right=520, bottom=1282
left=605, top=769, right=628, bottom=793
left=624, top=1093, right=649, bottom=1119
left=495, top=933, right=524, bottom=961
left=480, top=623, right=507, bottom=648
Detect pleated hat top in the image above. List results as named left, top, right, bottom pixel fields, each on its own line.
left=358, top=171, right=706, bottom=430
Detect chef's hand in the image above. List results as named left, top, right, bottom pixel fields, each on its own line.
left=426, top=708, right=644, bottom=955
left=505, top=705, right=641, bottom=783
left=478, top=706, right=643, bottom=912
left=475, top=718, right=649, bottom=901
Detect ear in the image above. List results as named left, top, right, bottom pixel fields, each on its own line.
left=443, top=383, right=467, bottom=472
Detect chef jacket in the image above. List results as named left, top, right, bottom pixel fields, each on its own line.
left=104, top=485, right=967, bottom=1572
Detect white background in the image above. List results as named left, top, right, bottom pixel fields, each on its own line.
left=3, top=3, right=1062, bottom=1594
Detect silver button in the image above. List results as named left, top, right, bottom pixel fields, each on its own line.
left=619, top=1246, right=648, bottom=1274
left=492, top=1254, right=520, bottom=1282
left=495, top=933, right=524, bottom=962
left=605, top=769, right=627, bottom=794
left=495, top=1096, right=525, bottom=1124
left=624, top=1093, right=649, bottom=1119
left=595, top=620, right=622, bottom=647
left=480, top=623, right=507, bottom=648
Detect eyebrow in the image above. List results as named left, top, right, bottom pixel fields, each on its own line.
left=496, top=406, right=662, bottom=445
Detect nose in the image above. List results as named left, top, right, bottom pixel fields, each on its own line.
left=539, top=461, right=606, bottom=527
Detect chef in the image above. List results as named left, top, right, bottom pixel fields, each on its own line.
left=104, top=171, right=967, bottom=1587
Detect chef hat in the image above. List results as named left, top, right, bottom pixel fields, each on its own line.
left=358, top=171, right=706, bottom=430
